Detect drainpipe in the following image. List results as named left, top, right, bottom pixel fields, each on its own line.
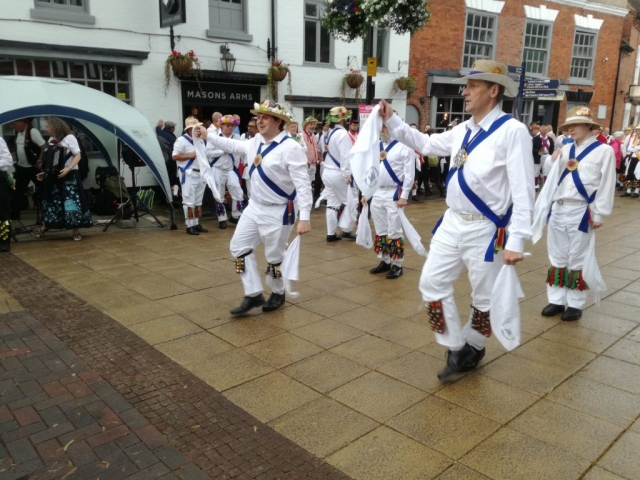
left=271, top=0, right=277, bottom=62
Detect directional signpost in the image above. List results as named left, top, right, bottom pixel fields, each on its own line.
left=522, top=89, right=559, bottom=98
left=509, top=62, right=562, bottom=123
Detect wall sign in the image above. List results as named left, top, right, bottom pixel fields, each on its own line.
left=160, top=0, right=186, bottom=28
left=430, top=83, right=465, bottom=97
left=182, top=81, right=261, bottom=106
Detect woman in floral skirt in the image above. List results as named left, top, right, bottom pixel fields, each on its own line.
left=35, top=117, right=92, bottom=241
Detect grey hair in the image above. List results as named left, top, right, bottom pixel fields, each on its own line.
left=613, top=131, right=625, bottom=140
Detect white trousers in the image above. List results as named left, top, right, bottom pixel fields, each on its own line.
left=230, top=202, right=293, bottom=297
left=214, top=168, right=244, bottom=221
left=371, top=188, right=403, bottom=265
left=321, top=167, right=355, bottom=235
left=547, top=203, right=590, bottom=309
left=180, top=170, right=206, bottom=227
left=308, top=164, right=317, bottom=185
left=419, top=209, right=502, bottom=350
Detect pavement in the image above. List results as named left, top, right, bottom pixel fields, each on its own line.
left=1, top=195, right=640, bottom=480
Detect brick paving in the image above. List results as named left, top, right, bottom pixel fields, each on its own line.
left=0, top=254, right=350, bottom=479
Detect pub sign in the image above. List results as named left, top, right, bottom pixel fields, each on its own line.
left=160, top=0, right=186, bottom=28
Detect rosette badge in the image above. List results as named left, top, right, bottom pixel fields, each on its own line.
left=567, top=159, right=579, bottom=171
left=380, top=151, right=388, bottom=162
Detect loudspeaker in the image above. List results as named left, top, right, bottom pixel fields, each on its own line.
left=121, top=142, right=145, bottom=169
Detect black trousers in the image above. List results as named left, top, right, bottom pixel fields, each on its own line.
left=0, top=172, right=11, bottom=249
left=428, top=166, right=445, bottom=195
left=10, top=165, right=41, bottom=219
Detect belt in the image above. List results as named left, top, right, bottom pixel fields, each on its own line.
left=454, top=211, right=488, bottom=221
left=253, top=201, right=286, bottom=207
left=556, top=199, right=586, bottom=206
left=192, top=169, right=200, bottom=173
left=379, top=186, right=398, bottom=191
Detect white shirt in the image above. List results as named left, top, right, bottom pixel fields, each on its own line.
left=172, top=134, right=197, bottom=170
left=323, top=125, right=353, bottom=179
left=623, top=134, right=634, bottom=157
left=287, top=132, right=308, bottom=152
left=50, top=135, right=81, bottom=170
left=206, top=130, right=312, bottom=221
left=553, top=136, right=616, bottom=224
left=0, top=138, right=12, bottom=171
left=387, top=105, right=535, bottom=253
left=205, top=133, right=241, bottom=171
left=207, top=125, right=220, bottom=136
left=16, top=128, right=45, bottom=168
left=379, top=139, right=415, bottom=200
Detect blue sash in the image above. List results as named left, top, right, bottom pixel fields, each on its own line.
left=249, top=136, right=296, bottom=225
left=179, top=159, right=195, bottom=184
left=435, top=114, right=513, bottom=262
left=323, top=129, right=341, bottom=168
left=379, top=140, right=402, bottom=201
left=209, top=134, right=232, bottom=167
left=553, top=141, right=602, bottom=233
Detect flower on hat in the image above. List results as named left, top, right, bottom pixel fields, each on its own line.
left=219, top=115, right=240, bottom=126
left=492, top=67, right=502, bottom=74
left=576, top=107, right=592, bottom=117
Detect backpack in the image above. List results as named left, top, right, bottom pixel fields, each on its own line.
left=42, top=144, right=72, bottom=175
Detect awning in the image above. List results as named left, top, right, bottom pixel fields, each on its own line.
left=0, top=76, right=171, bottom=202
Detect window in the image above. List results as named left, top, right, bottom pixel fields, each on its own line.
left=207, top=0, right=252, bottom=42
left=463, top=11, right=497, bottom=69
left=0, top=58, right=132, bottom=104
left=31, top=0, right=94, bottom=24
left=570, top=30, right=596, bottom=82
left=304, top=2, right=332, bottom=64
left=362, top=27, right=389, bottom=69
left=523, top=21, right=551, bottom=76
left=433, top=97, right=472, bottom=132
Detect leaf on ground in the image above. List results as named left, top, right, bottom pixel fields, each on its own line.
left=60, top=467, right=78, bottom=480
left=100, top=460, right=110, bottom=469
left=253, top=426, right=258, bottom=432
left=191, top=425, right=200, bottom=430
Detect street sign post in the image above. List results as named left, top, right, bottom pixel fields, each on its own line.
left=523, top=79, right=560, bottom=89
left=522, top=89, right=559, bottom=98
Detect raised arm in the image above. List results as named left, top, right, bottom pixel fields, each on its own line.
left=385, top=114, right=455, bottom=157
left=206, top=131, right=250, bottom=157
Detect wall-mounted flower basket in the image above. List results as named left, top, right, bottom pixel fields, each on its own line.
left=391, top=75, right=417, bottom=97
left=341, top=69, right=364, bottom=104
left=267, top=60, right=293, bottom=102
left=164, top=50, right=201, bottom=93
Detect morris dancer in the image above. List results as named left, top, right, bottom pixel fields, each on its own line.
left=618, top=126, right=633, bottom=191
left=363, top=125, right=415, bottom=279
left=172, top=116, right=208, bottom=235
left=534, top=107, right=616, bottom=321
left=622, top=124, right=640, bottom=198
left=302, top=117, right=321, bottom=200
left=379, top=60, right=534, bottom=381
left=322, top=106, right=356, bottom=242
left=206, top=115, right=244, bottom=229
left=204, top=101, right=312, bottom=315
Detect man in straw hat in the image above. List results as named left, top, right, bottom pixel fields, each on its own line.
left=322, top=106, right=357, bottom=242
left=301, top=117, right=321, bottom=199
left=378, top=60, right=535, bottom=381
left=532, top=107, right=616, bottom=321
left=172, top=116, right=209, bottom=235
left=621, top=124, right=640, bottom=198
left=205, top=114, right=245, bottom=229
left=203, top=100, right=312, bottom=315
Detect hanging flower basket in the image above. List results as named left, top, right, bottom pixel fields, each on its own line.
left=164, top=50, right=201, bottom=93
left=266, top=60, right=293, bottom=102
left=270, top=67, right=288, bottom=82
left=341, top=69, right=364, bottom=104
left=346, top=72, right=364, bottom=89
left=391, top=75, right=417, bottom=97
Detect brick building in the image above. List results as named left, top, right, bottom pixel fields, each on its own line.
left=407, top=0, right=639, bottom=133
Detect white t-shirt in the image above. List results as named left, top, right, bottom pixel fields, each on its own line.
left=0, top=138, right=13, bottom=171
left=49, top=134, right=81, bottom=170
left=16, top=128, right=45, bottom=167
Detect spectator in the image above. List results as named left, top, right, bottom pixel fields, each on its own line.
left=10, top=118, right=45, bottom=221
left=35, top=117, right=93, bottom=241
left=157, top=120, right=178, bottom=195
left=0, top=137, right=12, bottom=252
left=611, top=131, right=624, bottom=179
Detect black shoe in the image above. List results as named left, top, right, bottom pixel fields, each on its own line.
left=341, top=231, right=356, bottom=240
left=219, top=221, right=227, bottom=229
left=632, top=193, right=639, bottom=198
left=195, top=224, right=209, bottom=233
left=616, top=185, right=624, bottom=191
left=230, top=294, right=266, bottom=316
left=0, top=244, right=10, bottom=253
left=561, top=307, right=582, bottom=321
left=541, top=303, right=565, bottom=317
left=425, top=188, right=433, bottom=197
left=386, top=265, right=403, bottom=279
left=327, top=234, right=342, bottom=242
left=621, top=192, right=632, bottom=197
left=228, top=216, right=239, bottom=225
left=262, top=292, right=285, bottom=312
left=412, top=195, right=420, bottom=202
left=186, top=227, right=200, bottom=235
left=370, top=261, right=391, bottom=274
left=437, top=344, right=485, bottom=382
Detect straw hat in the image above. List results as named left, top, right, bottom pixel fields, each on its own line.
left=183, top=116, right=203, bottom=132
left=303, top=116, right=318, bottom=127
left=634, top=124, right=640, bottom=130
left=250, top=100, right=291, bottom=125
left=453, top=60, right=518, bottom=98
left=326, top=106, right=352, bottom=123
left=558, top=107, right=601, bottom=131
left=219, top=115, right=240, bottom=126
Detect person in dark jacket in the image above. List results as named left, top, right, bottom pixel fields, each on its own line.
left=532, top=125, right=554, bottom=189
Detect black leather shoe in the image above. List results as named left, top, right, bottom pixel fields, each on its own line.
left=412, top=195, right=420, bottom=202
left=370, top=261, right=391, bottom=274
left=386, top=265, right=403, bottom=279
left=195, top=224, right=209, bottom=233
left=561, top=307, right=582, bottom=321
left=632, top=193, right=639, bottom=198
left=541, top=303, right=565, bottom=317
left=219, top=221, right=227, bottom=229
left=228, top=216, right=239, bottom=224
left=262, top=292, right=285, bottom=312
left=0, top=244, right=10, bottom=253
left=341, top=231, right=356, bottom=240
left=186, top=227, right=200, bottom=235
left=621, top=192, right=632, bottom=197
left=437, top=344, right=485, bottom=382
left=327, top=234, right=342, bottom=242
left=616, top=185, right=624, bottom=191
left=230, top=294, right=266, bottom=316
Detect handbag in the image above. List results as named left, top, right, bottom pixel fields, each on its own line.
left=24, top=128, right=41, bottom=166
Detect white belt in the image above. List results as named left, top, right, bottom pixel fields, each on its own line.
left=556, top=199, right=586, bottom=206
left=253, top=201, right=286, bottom=207
left=454, top=211, right=487, bottom=221
left=379, top=186, right=398, bottom=191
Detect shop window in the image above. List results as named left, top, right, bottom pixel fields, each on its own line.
left=0, top=58, right=132, bottom=104
left=570, top=30, right=597, bottom=83
left=362, top=27, right=389, bottom=70
left=31, top=0, right=95, bottom=24
left=207, top=0, right=252, bottom=42
left=304, top=2, right=332, bottom=65
left=434, top=97, right=472, bottom=132
left=462, top=11, right=497, bottom=69
left=523, top=21, right=551, bottom=77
